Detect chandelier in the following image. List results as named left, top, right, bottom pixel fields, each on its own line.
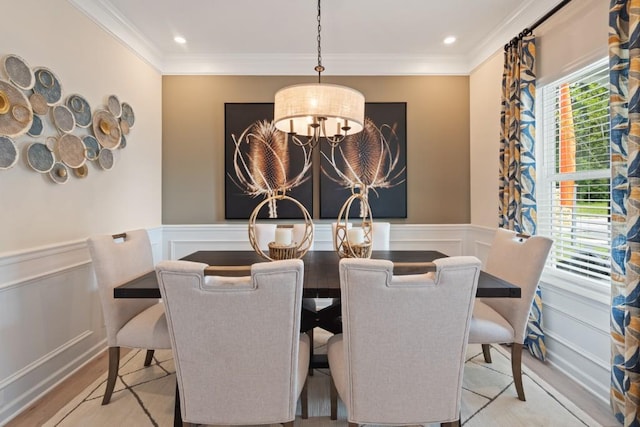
left=273, top=0, right=365, bottom=148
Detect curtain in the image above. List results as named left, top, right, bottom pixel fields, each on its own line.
left=610, top=1, right=640, bottom=424
left=498, top=34, right=546, bottom=360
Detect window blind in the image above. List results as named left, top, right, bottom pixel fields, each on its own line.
left=537, top=60, right=611, bottom=282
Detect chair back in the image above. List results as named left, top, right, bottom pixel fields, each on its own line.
left=338, top=256, right=481, bottom=424
left=482, top=228, right=553, bottom=343
left=87, top=230, right=157, bottom=346
left=371, top=222, right=391, bottom=250
left=253, top=223, right=277, bottom=250
left=293, top=223, right=314, bottom=251
left=156, top=259, right=305, bottom=425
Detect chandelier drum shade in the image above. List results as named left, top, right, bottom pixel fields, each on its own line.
left=273, top=0, right=365, bottom=147
left=274, top=83, right=365, bottom=139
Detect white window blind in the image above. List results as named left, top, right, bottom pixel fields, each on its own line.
left=537, top=60, right=610, bottom=283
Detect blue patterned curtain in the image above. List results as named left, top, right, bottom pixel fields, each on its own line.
left=610, top=1, right=640, bottom=424
left=498, top=35, right=546, bottom=360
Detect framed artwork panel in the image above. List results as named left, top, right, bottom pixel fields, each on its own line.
left=320, top=102, right=407, bottom=219
left=224, top=103, right=313, bottom=219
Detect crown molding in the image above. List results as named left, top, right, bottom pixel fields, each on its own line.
left=67, top=0, right=164, bottom=72
left=468, top=0, right=567, bottom=72
left=68, top=0, right=567, bottom=76
left=161, top=53, right=472, bottom=76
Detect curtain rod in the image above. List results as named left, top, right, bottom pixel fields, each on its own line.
left=504, top=0, right=572, bottom=51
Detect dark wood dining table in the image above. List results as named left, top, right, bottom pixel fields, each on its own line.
left=113, top=249, right=520, bottom=426
left=115, top=249, right=519, bottom=349
left=115, top=249, right=521, bottom=300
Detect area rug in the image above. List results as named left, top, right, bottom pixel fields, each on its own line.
left=44, top=331, right=600, bottom=426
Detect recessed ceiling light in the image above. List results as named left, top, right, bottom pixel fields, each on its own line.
left=174, top=36, right=186, bottom=44
left=443, top=36, right=456, bottom=45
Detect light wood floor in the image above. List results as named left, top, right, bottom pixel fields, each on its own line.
left=6, top=346, right=618, bottom=427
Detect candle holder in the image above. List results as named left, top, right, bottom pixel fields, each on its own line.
left=334, top=191, right=373, bottom=258
left=268, top=242, right=298, bottom=260
left=248, top=193, right=314, bottom=261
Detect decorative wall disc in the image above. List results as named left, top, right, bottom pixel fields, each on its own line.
left=82, top=135, right=99, bottom=160
left=98, top=148, right=114, bottom=170
left=66, top=94, right=91, bottom=128
left=120, top=119, right=130, bottom=135
left=121, top=102, right=135, bottom=128
left=0, top=79, right=33, bottom=137
left=27, top=114, right=43, bottom=137
left=74, top=164, right=88, bottom=178
left=92, top=109, right=120, bottom=149
left=3, top=54, right=34, bottom=90
left=0, top=135, right=18, bottom=169
left=119, top=134, right=127, bottom=149
left=29, top=92, right=48, bottom=115
left=107, top=94, right=121, bottom=118
left=27, top=142, right=54, bottom=173
left=52, top=104, right=75, bottom=133
left=33, top=67, right=62, bottom=105
left=57, top=134, right=86, bottom=168
left=49, top=162, right=69, bottom=184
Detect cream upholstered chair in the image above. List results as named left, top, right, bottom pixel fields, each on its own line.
left=87, top=229, right=171, bottom=405
left=156, top=259, right=309, bottom=426
left=468, top=228, right=553, bottom=401
left=331, top=221, right=390, bottom=250
left=253, top=223, right=278, bottom=250
left=371, top=221, right=391, bottom=250
left=253, top=223, right=314, bottom=252
left=327, top=256, right=481, bottom=426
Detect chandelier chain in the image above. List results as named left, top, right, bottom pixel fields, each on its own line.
left=315, top=0, right=324, bottom=82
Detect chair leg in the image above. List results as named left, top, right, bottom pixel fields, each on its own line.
left=348, top=423, right=358, bottom=427
left=144, top=349, right=155, bottom=366
left=102, top=346, right=120, bottom=405
left=330, top=376, right=338, bottom=420
left=301, top=380, right=309, bottom=419
left=481, top=344, right=492, bottom=363
left=282, top=422, right=294, bottom=427
left=308, top=328, right=314, bottom=376
left=512, top=342, right=525, bottom=401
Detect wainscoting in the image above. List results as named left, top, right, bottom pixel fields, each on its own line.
left=0, top=223, right=611, bottom=424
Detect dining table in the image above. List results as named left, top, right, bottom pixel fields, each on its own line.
left=113, top=249, right=520, bottom=426
left=115, top=249, right=520, bottom=300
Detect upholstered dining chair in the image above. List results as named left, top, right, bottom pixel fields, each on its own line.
left=331, top=221, right=391, bottom=250
left=253, top=223, right=314, bottom=252
left=468, top=228, right=553, bottom=401
left=87, top=229, right=171, bottom=405
left=155, top=259, right=309, bottom=426
left=327, top=256, right=481, bottom=426
left=371, top=221, right=391, bottom=250
left=253, top=223, right=278, bottom=250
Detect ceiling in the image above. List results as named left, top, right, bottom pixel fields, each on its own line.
left=69, top=0, right=565, bottom=75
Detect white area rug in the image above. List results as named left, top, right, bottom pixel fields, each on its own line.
left=45, top=331, right=599, bottom=426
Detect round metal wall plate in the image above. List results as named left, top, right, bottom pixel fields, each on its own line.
left=0, top=136, right=18, bottom=169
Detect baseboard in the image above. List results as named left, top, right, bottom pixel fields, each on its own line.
left=0, top=339, right=106, bottom=426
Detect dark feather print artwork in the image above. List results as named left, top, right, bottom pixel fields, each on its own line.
left=248, top=120, right=289, bottom=189
left=231, top=120, right=311, bottom=218
left=340, top=119, right=386, bottom=186
left=322, top=117, right=405, bottom=215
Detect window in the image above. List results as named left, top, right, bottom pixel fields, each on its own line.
left=537, top=60, right=610, bottom=283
